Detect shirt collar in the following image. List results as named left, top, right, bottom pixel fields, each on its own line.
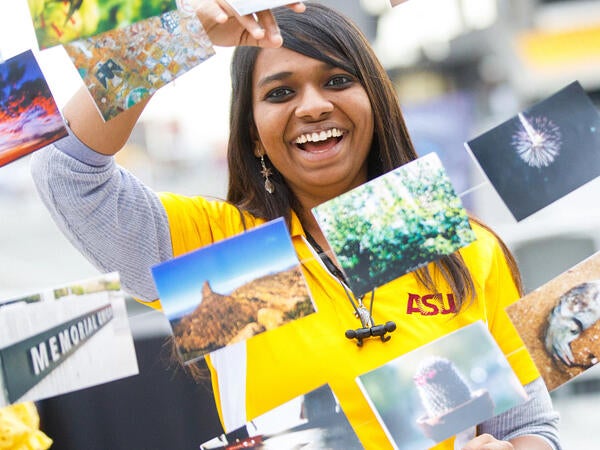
left=289, top=209, right=305, bottom=237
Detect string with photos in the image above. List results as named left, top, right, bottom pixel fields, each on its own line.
left=458, top=181, right=489, bottom=198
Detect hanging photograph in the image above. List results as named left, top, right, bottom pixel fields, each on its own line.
left=357, top=321, right=527, bottom=450
left=200, top=384, right=362, bottom=450
left=152, top=218, right=316, bottom=364
left=506, top=251, right=600, bottom=391
left=0, top=272, right=138, bottom=406
left=312, top=152, right=475, bottom=297
left=466, top=81, right=600, bottom=221
left=0, top=50, right=67, bottom=167
left=27, top=0, right=178, bottom=49
left=63, top=9, right=215, bottom=121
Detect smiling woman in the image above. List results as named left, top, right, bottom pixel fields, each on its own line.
left=250, top=47, right=374, bottom=210
left=30, top=2, right=561, bottom=449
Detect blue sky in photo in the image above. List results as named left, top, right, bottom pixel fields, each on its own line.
left=151, top=218, right=299, bottom=320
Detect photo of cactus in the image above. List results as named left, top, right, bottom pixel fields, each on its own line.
left=466, top=81, right=600, bottom=221
left=26, top=0, right=178, bottom=49
left=312, top=152, right=475, bottom=297
left=357, top=321, right=527, bottom=449
left=0, top=50, right=67, bottom=167
left=151, top=218, right=315, bottom=364
left=506, top=251, right=600, bottom=391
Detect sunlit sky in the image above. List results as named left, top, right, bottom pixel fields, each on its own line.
left=0, top=50, right=66, bottom=153
left=152, top=218, right=300, bottom=319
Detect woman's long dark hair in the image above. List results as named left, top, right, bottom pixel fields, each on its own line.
left=225, top=3, right=522, bottom=309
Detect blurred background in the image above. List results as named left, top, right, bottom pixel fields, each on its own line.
left=1, top=0, right=599, bottom=447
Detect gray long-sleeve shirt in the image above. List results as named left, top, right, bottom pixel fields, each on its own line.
left=30, top=133, right=562, bottom=448
left=32, top=130, right=171, bottom=302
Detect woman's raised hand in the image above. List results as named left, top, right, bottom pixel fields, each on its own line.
left=195, top=0, right=305, bottom=48
left=64, top=1, right=304, bottom=156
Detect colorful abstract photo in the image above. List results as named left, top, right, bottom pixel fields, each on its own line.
left=312, top=152, right=475, bottom=297
left=0, top=50, right=67, bottom=167
left=64, top=9, right=215, bottom=121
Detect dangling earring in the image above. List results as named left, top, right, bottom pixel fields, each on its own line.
left=260, top=154, right=275, bottom=194
left=255, top=143, right=275, bottom=194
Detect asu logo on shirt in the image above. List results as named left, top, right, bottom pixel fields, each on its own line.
left=406, top=293, right=457, bottom=315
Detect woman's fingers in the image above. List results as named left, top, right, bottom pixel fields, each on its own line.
left=195, top=0, right=304, bottom=48
left=253, top=10, right=282, bottom=47
left=197, top=0, right=229, bottom=26
left=250, top=1, right=306, bottom=46
left=286, top=2, right=306, bottom=13
left=235, top=10, right=269, bottom=42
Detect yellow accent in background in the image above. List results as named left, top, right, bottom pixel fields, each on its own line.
left=518, top=24, right=600, bottom=67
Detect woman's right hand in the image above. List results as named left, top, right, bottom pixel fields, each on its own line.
left=194, top=0, right=305, bottom=48
left=64, top=1, right=305, bottom=156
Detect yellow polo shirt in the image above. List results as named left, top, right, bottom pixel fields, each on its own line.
left=158, top=193, right=539, bottom=450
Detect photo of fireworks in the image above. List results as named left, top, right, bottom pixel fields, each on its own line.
left=0, top=50, right=67, bottom=167
left=466, top=81, right=600, bottom=221
left=512, top=113, right=562, bottom=168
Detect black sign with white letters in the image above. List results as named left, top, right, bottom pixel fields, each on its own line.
left=0, top=304, right=113, bottom=403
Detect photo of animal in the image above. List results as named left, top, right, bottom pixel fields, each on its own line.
left=506, top=251, right=600, bottom=390
left=544, top=280, right=600, bottom=367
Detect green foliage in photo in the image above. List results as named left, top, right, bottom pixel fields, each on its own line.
left=314, top=155, right=475, bottom=296
left=28, top=0, right=177, bottom=48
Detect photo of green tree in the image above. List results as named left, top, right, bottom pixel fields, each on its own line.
left=312, top=153, right=475, bottom=296
left=27, top=0, right=177, bottom=49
